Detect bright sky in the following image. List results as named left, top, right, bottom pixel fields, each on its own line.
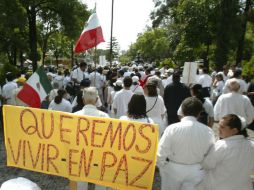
left=83, top=0, right=154, bottom=50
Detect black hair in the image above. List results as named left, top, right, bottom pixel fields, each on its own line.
left=222, top=114, right=248, bottom=137
left=6, top=72, right=14, bottom=82
left=145, top=82, right=158, bottom=97
left=80, top=61, right=87, bottom=68
left=123, top=76, right=132, bottom=88
left=128, top=94, right=147, bottom=119
left=54, top=89, right=66, bottom=104
left=190, top=84, right=205, bottom=103
left=182, top=97, right=203, bottom=117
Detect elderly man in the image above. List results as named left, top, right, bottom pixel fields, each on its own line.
left=157, top=97, right=215, bottom=190
left=74, top=87, right=108, bottom=190
left=214, top=78, right=254, bottom=125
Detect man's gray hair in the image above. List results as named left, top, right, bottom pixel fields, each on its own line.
left=228, top=78, right=240, bottom=92
left=83, top=87, right=98, bottom=104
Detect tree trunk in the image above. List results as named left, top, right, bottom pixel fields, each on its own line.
left=20, top=50, right=24, bottom=69
left=203, top=42, right=210, bottom=70
left=13, top=46, right=17, bottom=66
left=236, top=0, right=252, bottom=66
left=71, top=43, right=74, bottom=68
left=27, top=6, right=38, bottom=72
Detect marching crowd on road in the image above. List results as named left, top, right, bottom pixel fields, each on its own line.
left=1, top=61, right=254, bottom=190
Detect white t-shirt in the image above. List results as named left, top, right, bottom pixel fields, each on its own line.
left=71, top=68, right=90, bottom=83
left=112, top=89, right=133, bottom=118
left=130, top=84, right=144, bottom=95
left=48, top=98, right=72, bottom=112
left=198, top=135, right=254, bottom=190
left=2, top=81, right=18, bottom=105
left=214, top=92, right=254, bottom=124
left=119, top=115, right=154, bottom=124
left=157, top=116, right=215, bottom=167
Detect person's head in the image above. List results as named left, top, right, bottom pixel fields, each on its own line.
left=202, top=67, right=209, bottom=74
left=132, top=76, right=139, bottom=85
left=223, top=65, right=229, bottom=75
left=83, top=87, right=98, bottom=105
left=123, top=76, right=132, bottom=88
left=79, top=61, right=87, bottom=71
left=64, top=69, right=70, bottom=77
left=144, top=80, right=158, bottom=97
left=80, top=79, right=91, bottom=88
left=145, top=67, right=152, bottom=75
left=54, top=89, right=67, bottom=104
left=181, top=97, right=203, bottom=117
left=113, top=80, right=123, bottom=91
left=6, top=72, right=14, bottom=82
left=190, top=84, right=204, bottom=103
left=52, top=82, right=59, bottom=89
left=16, top=77, right=26, bottom=87
left=127, top=94, right=147, bottom=119
left=219, top=114, right=248, bottom=139
left=172, top=71, right=181, bottom=83
left=215, top=73, right=223, bottom=81
left=233, top=69, right=242, bottom=78
left=228, top=78, right=240, bottom=92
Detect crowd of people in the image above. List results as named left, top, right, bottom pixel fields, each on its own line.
left=1, top=62, right=254, bottom=190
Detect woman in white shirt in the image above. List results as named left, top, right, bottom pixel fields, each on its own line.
left=198, top=114, right=254, bottom=190
left=120, top=94, right=153, bottom=124
left=144, top=80, right=166, bottom=137
left=48, top=89, right=72, bottom=112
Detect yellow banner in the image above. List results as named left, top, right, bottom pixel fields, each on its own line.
left=3, top=106, right=158, bottom=190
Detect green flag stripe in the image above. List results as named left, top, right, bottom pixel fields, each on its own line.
left=36, top=66, right=53, bottom=93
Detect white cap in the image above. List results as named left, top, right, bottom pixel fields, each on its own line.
left=0, top=177, right=41, bottom=190
left=132, top=76, right=139, bottom=83
left=113, top=80, right=123, bottom=87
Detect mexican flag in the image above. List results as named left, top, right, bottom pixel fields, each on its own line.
left=17, top=66, right=52, bottom=108
left=74, top=12, right=105, bottom=53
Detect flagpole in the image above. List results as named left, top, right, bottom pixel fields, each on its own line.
left=109, top=0, right=114, bottom=68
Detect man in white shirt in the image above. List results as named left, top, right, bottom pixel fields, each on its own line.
left=2, top=72, right=18, bottom=105
left=197, top=67, right=212, bottom=97
left=112, top=76, right=133, bottom=118
left=222, top=69, right=248, bottom=94
left=71, top=61, right=90, bottom=84
left=73, top=87, right=108, bottom=190
left=214, top=78, right=254, bottom=125
left=157, top=97, right=215, bottom=190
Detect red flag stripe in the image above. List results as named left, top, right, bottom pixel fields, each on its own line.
left=17, top=83, right=41, bottom=108
left=74, top=26, right=104, bottom=53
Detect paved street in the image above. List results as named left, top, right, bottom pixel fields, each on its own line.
left=0, top=125, right=253, bottom=190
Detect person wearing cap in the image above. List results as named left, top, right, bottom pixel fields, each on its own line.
left=158, top=97, right=215, bottom=190
left=112, top=76, right=133, bottom=118
left=2, top=72, right=18, bottom=105
left=130, top=76, right=144, bottom=95
left=214, top=79, right=254, bottom=125
left=164, top=71, right=191, bottom=125
left=197, top=114, right=254, bottom=190
left=11, top=77, right=28, bottom=106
